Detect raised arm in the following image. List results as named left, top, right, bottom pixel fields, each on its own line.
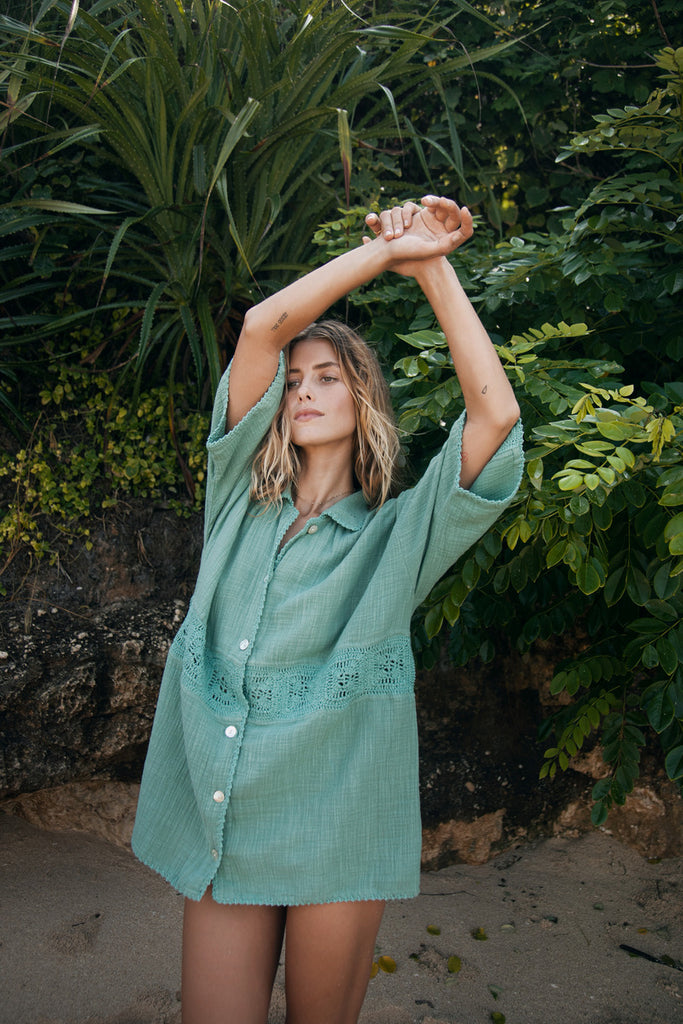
left=365, top=196, right=520, bottom=489
left=227, top=200, right=472, bottom=429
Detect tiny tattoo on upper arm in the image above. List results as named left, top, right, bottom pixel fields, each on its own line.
left=481, top=384, right=488, bottom=395
left=271, top=312, right=288, bottom=331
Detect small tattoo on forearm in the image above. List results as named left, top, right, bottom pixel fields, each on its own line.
left=481, top=384, right=488, bottom=395
left=271, top=312, right=288, bottom=331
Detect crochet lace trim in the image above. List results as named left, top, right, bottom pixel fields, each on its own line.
left=171, top=608, right=415, bottom=721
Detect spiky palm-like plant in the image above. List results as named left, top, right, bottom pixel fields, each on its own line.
left=1, top=0, right=515, bottom=397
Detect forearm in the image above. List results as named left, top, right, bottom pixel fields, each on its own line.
left=414, top=257, right=520, bottom=484
left=228, top=237, right=391, bottom=428
left=242, top=238, right=391, bottom=349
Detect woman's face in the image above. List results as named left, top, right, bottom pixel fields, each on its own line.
left=285, top=338, right=357, bottom=452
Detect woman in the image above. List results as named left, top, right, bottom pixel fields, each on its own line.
left=132, top=196, right=523, bottom=1024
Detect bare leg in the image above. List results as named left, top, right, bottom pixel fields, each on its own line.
left=182, top=889, right=286, bottom=1024
left=283, top=900, right=385, bottom=1024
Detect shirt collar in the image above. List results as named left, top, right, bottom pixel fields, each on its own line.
left=284, top=489, right=370, bottom=532
left=323, top=491, right=370, bottom=531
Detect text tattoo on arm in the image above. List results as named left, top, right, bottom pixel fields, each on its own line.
left=271, top=311, right=289, bottom=332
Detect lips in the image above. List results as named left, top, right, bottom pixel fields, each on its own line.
left=294, top=409, right=323, bottom=421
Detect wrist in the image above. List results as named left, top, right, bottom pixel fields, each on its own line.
left=412, top=255, right=456, bottom=289
left=364, top=233, right=399, bottom=276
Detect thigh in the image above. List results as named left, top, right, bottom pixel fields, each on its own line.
left=182, top=888, right=286, bottom=1024
left=283, top=900, right=385, bottom=1024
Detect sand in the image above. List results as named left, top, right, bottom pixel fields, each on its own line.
left=1, top=811, right=681, bottom=1024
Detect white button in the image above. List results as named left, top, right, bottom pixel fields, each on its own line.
left=211, top=848, right=219, bottom=859
left=307, top=524, right=318, bottom=534
left=225, top=725, right=238, bottom=738
left=239, top=638, right=249, bottom=651
left=213, top=790, right=225, bottom=803
left=263, top=575, right=269, bottom=584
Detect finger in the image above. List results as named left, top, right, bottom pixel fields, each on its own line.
left=376, top=208, right=401, bottom=239
left=459, top=206, right=474, bottom=239
left=421, top=194, right=462, bottom=231
left=387, top=204, right=405, bottom=238
left=400, top=200, right=421, bottom=228
left=441, top=206, right=473, bottom=251
left=415, top=198, right=474, bottom=254
left=364, top=212, right=382, bottom=237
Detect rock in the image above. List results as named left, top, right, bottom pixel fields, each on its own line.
left=554, top=778, right=683, bottom=859
left=421, top=810, right=506, bottom=867
left=1, top=501, right=681, bottom=863
left=0, top=602, right=179, bottom=795
left=570, top=745, right=611, bottom=779
left=0, top=502, right=200, bottom=797
left=0, top=780, right=139, bottom=848
left=414, top=650, right=589, bottom=864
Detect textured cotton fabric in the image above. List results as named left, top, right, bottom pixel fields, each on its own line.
left=132, top=354, right=524, bottom=904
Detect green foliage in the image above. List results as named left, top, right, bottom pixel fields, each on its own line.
left=0, top=0, right=515, bottom=408
left=392, top=307, right=683, bottom=816
left=313, top=47, right=683, bottom=814
left=389, top=0, right=681, bottom=232
left=472, top=45, right=683, bottom=386
left=0, top=362, right=209, bottom=572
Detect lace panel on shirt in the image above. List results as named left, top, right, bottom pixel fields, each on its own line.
left=242, top=636, right=414, bottom=721
left=170, top=610, right=415, bottom=721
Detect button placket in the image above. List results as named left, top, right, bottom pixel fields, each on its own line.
left=206, top=511, right=289, bottom=866
left=208, top=721, right=241, bottom=866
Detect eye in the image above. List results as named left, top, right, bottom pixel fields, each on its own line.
left=321, top=374, right=338, bottom=383
left=286, top=379, right=300, bottom=390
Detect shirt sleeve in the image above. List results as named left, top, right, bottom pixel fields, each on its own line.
left=203, top=353, right=286, bottom=540
left=394, top=412, right=524, bottom=608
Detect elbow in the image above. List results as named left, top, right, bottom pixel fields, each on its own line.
left=237, top=306, right=289, bottom=360
left=238, top=306, right=258, bottom=347
left=488, top=397, right=521, bottom=440
left=466, top=395, right=520, bottom=442
left=503, top=397, right=521, bottom=433
left=233, top=307, right=267, bottom=364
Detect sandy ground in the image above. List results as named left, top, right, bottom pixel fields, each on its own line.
left=1, top=811, right=681, bottom=1024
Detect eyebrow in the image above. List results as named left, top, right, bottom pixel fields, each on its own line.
left=287, top=360, right=340, bottom=374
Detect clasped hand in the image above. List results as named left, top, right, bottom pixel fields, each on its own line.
left=363, top=195, right=472, bottom=278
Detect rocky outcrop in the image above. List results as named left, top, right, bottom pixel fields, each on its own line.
left=1, top=601, right=181, bottom=794
left=1, top=502, right=681, bottom=863
left=1, top=503, right=201, bottom=794
left=0, top=780, right=139, bottom=848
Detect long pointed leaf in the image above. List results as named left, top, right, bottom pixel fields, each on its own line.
left=196, top=290, right=221, bottom=394
left=0, top=91, right=38, bottom=131
left=180, top=302, right=203, bottom=384
left=101, top=214, right=147, bottom=290
left=138, top=281, right=168, bottom=366
left=3, top=198, right=113, bottom=214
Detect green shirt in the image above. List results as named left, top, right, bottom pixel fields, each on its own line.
left=132, top=355, right=523, bottom=904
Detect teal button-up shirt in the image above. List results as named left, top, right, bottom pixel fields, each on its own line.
left=132, top=355, right=524, bottom=904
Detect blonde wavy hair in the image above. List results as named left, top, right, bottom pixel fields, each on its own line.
left=250, top=321, right=401, bottom=510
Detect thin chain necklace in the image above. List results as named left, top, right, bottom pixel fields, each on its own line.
left=294, top=487, right=354, bottom=520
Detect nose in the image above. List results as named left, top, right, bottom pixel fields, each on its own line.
left=296, top=380, right=313, bottom=401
